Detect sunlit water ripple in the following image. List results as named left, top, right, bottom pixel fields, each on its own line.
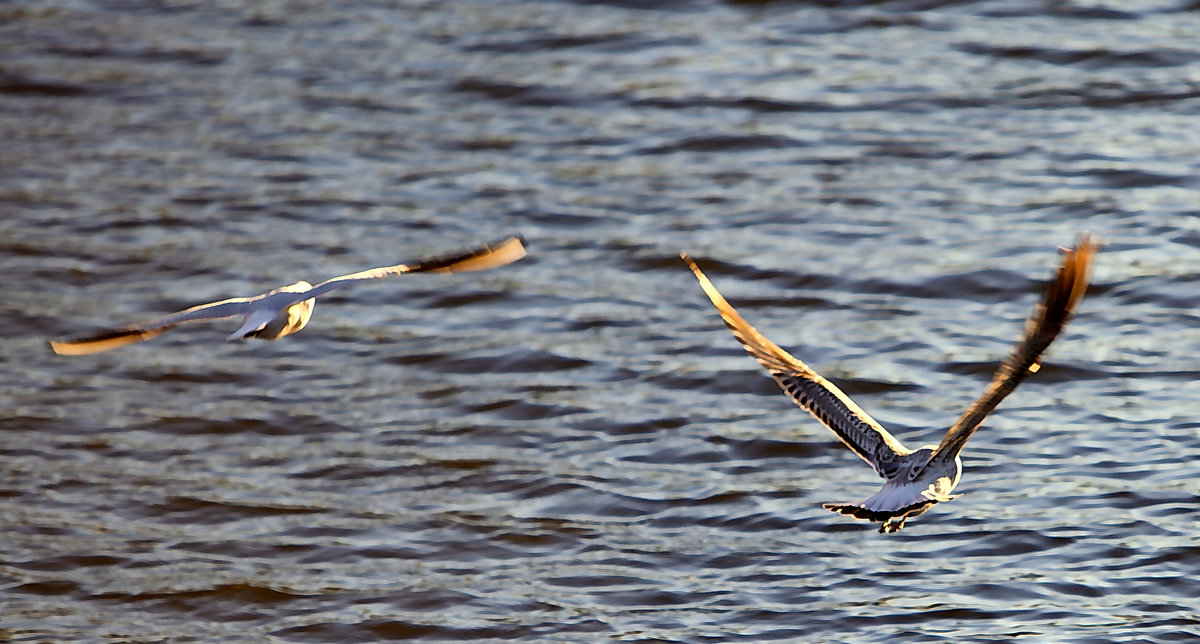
left=3, top=0, right=1200, bottom=641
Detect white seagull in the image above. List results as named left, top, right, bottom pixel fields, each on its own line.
left=682, top=236, right=1096, bottom=533
left=50, top=235, right=527, bottom=356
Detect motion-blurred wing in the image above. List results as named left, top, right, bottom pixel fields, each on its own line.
left=303, top=235, right=527, bottom=300
left=923, top=235, right=1097, bottom=469
left=682, top=252, right=911, bottom=477
left=49, top=298, right=253, bottom=355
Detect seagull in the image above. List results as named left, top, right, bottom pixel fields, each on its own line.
left=49, top=235, right=527, bottom=356
left=681, top=236, right=1097, bottom=533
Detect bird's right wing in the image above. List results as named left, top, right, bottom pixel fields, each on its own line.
left=303, top=235, right=527, bottom=300
left=923, top=235, right=1097, bottom=470
left=49, top=298, right=253, bottom=355
left=682, top=253, right=912, bottom=477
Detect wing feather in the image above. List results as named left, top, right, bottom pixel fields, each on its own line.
left=925, top=235, right=1097, bottom=468
left=303, top=235, right=527, bottom=300
left=682, top=252, right=911, bottom=477
left=49, top=298, right=253, bottom=355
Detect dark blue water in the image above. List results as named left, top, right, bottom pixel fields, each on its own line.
left=4, top=0, right=1200, bottom=641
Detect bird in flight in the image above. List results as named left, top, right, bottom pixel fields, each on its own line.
left=50, top=235, right=527, bottom=355
left=682, top=237, right=1096, bottom=533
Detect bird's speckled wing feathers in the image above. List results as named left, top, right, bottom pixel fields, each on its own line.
left=682, top=252, right=912, bottom=478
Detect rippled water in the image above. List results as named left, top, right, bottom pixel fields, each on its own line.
left=4, top=0, right=1200, bottom=641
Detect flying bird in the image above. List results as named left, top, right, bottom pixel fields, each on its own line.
left=682, top=237, right=1096, bottom=533
left=49, top=235, right=527, bottom=356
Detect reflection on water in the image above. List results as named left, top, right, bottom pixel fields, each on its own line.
left=3, top=0, right=1200, bottom=641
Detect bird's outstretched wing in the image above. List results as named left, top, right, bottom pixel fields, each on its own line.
left=921, top=235, right=1098, bottom=471
left=303, top=235, right=527, bottom=300
left=682, top=252, right=912, bottom=477
left=48, top=298, right=255, bottom=355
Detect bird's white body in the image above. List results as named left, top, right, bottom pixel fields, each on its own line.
left=825, top=447, right=961, bottom=533
left=226, top=281, right=315, bottom=340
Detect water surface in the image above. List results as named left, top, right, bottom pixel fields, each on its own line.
left=3, top=0, right=1200, bottom=641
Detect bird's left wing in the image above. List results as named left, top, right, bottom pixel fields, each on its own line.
left=49, top=298, right=254, bottom=355
left=683, top=252, right=912, bottom=477
left=303, top=235, right=527, bottom=300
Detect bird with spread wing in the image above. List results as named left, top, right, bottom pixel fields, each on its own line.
left=50, top=235, right=527, bottom=355
left=682, top=236, right=1096, bottom=533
